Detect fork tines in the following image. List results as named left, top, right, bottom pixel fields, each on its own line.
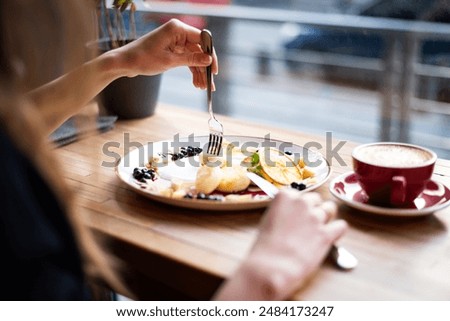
left=207, top=132, right=223, bottom=156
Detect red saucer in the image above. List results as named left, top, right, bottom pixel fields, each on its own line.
left=329, top=172, right=450, bottom=217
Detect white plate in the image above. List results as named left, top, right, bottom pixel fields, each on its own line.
left=116, top=135, right=332, bottom=210
left=329, top=172, right=450, bottom=217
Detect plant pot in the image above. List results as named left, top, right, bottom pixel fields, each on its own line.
left=100, top=73, right=162, bottom=119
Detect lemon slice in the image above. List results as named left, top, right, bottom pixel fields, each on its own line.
left=258, top=147, right=303, bottom=185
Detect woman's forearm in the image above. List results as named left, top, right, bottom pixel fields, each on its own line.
left=26, top=19, right=216, bottom=136
left=26, top=50, right=125, bottom=135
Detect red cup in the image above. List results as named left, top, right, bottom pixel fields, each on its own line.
left=352, top=142, right=437, bottom=207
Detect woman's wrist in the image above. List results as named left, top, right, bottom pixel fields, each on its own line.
left=214, top=253, right=306, bottom=301
left=96, top=49, right=131, bottom=82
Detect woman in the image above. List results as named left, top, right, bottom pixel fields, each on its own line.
left=0, top=0, right=346, bottom=300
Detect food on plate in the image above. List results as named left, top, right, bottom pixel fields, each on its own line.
left=257, top=147, right=302, bottom=186
left=133, top=141, right=316, bottom=202
left=195, top=165, right=223, bottom=194
left=216, top=166, right=251, bottom=193
left=243, top=147, right=316, bottom=188
left=132, top=167, right=156, bottom=183
left=196, top=143, right=251, bottom=194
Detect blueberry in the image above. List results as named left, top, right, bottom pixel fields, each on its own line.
left=146, top=169, right=156, bottom=181
left=171, top=146, right=202, bottom=160
left=133, top=170, right=144, bottom=180
left=133, top=167, right=156, bottom=182
left=296, top=183, right=307, bottom=191
left=197, top=193, right=207, bottom=200
left=291, top=182, right=306, bottom=191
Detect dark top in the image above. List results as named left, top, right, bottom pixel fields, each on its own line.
left=0, top=128, right=90, bottom=300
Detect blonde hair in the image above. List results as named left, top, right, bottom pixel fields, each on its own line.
left=0, top=0, right=129, bottom=298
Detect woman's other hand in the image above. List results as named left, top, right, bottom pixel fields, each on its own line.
left=214, top=190, right=347, bottom=301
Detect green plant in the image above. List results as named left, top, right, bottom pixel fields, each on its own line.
left=97, top=0, right=136, bottom=49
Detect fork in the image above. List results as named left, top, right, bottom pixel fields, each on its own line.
left=200, top=29, right=223, bottom=156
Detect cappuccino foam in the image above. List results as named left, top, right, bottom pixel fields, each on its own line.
left=355, top=144, right=432, bottom=168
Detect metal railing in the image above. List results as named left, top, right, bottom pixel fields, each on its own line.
left=137, top=1, right=450, bottom=143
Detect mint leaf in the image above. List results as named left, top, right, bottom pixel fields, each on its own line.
left=251, top=152, right=260, bottom=167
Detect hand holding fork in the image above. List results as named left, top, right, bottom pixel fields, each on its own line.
left=200, top=29, right=223, bottom=156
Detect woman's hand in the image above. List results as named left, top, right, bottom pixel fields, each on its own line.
left=111, top=19, right=218, bottom=90
left=214, top=190, right=347, bottom=301
left=27, top=19, right=218, bottom=135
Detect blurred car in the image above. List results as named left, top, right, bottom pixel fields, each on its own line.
left=282, top=0, right=450, bottom=101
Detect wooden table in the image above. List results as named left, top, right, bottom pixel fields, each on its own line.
left=55, top=103, right=450, bottom=300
